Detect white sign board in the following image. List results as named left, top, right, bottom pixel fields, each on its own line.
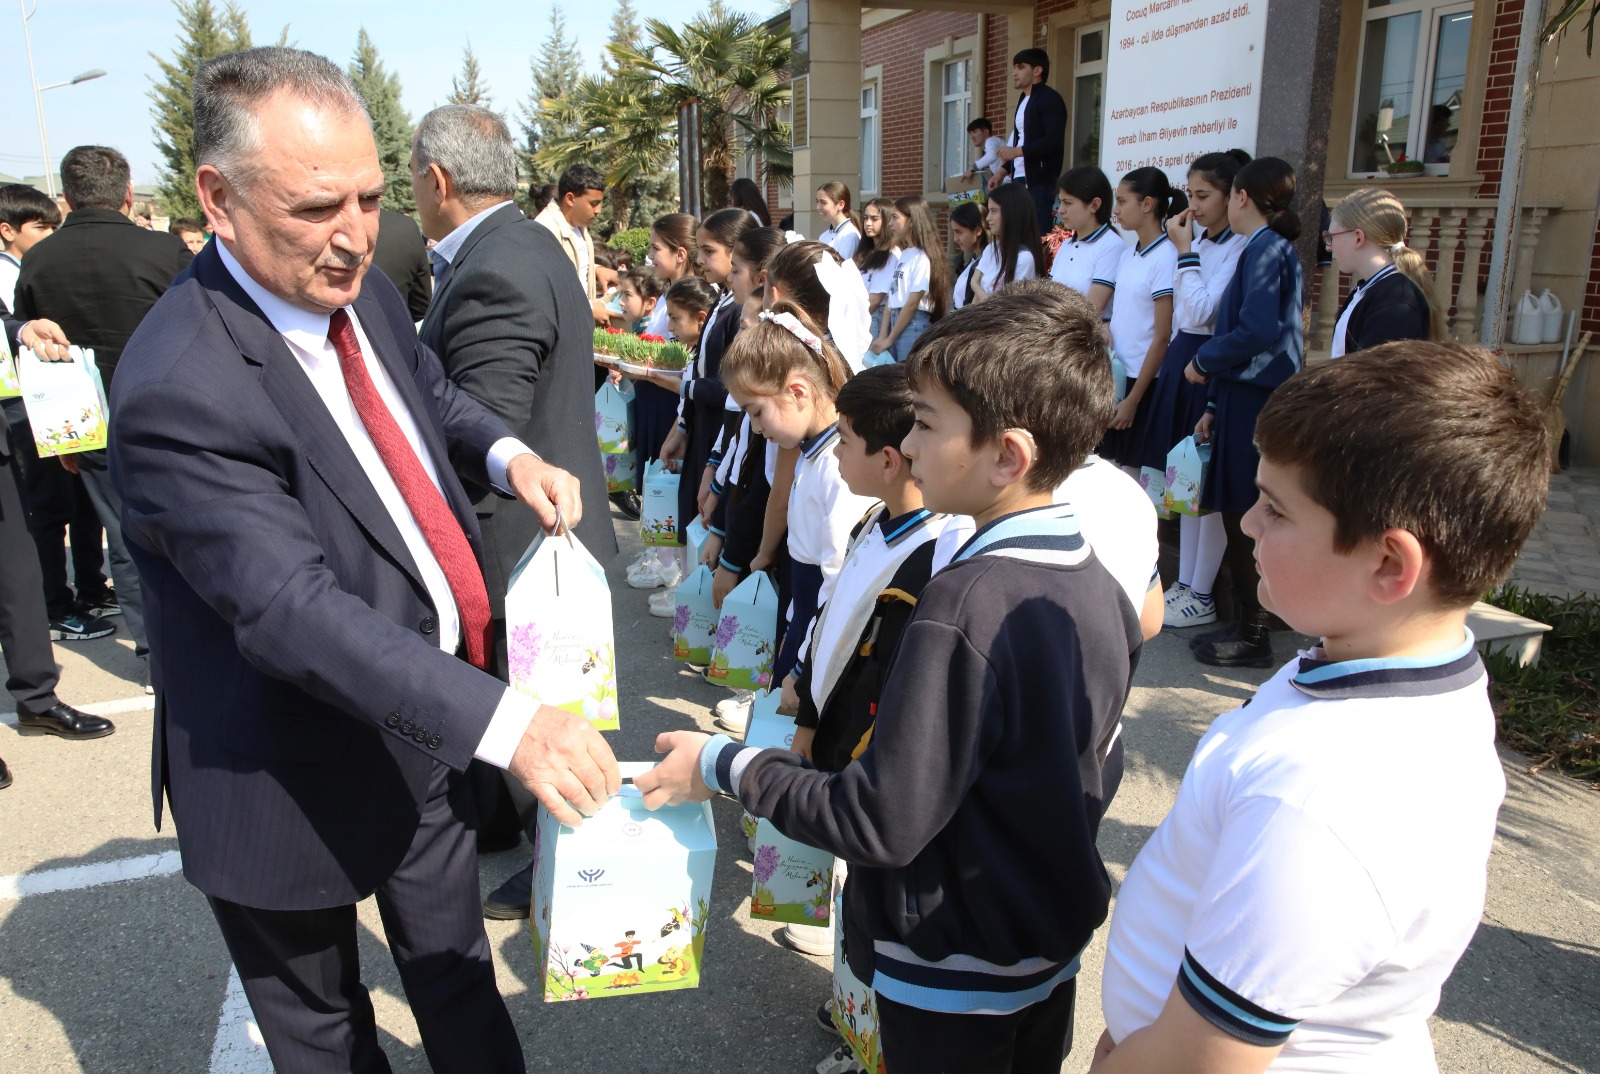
left=1101, top=0, right=1269, bottom=187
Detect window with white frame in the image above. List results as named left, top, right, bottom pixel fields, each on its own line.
left=1071, top=23, right=1108, bottom=168
left=1350, top=0, right=1473, bottom=175
left=941, top=58, right=972, bottom=185
left=860, top=80, right=881, bottom=195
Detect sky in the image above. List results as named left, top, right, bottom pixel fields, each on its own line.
left=0, top=0, right=735, bottom=187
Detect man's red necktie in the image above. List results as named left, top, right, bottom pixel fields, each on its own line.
left=328, top=308, right=492, bottom=669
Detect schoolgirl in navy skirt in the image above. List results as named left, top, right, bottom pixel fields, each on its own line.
left=1185, top=158, right=1304, bottom=668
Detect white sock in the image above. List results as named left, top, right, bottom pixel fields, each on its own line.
left=1178, top=514, right=1199, bottom=589
left=1193, top=512, right=1226, bottom=599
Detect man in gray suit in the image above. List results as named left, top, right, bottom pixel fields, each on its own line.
left=412, top=105, right=616, bottom=893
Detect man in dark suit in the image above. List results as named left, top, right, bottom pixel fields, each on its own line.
left=371, top=206, right=431, bottom=322
left=109, top=48, right=618, bottom=1073
left=14, top=145, right=193, bottom=683
left=411, top=104, right=616, bottom=909
left=0, top=307, right=116, bottom=789
left=991, top=48, right=1069, bottom=239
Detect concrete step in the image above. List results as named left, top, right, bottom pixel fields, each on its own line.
left=1470, top=601, right=1553, bottom=667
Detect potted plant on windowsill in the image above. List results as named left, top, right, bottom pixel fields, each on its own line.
left=1385, top=155, right=1425, bottom=178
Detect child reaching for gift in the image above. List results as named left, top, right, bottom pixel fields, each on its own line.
left=1093, top=342, right=1546, bottom=1074
left=637, top=285, right=1141, bottom=1074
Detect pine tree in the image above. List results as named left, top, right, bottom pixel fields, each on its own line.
left=519, top=7, right=585, bottom=183
left=349, top=29, right=415, bottom=213
left=601, top=0, right=642, bottom=78
left=148, top=0, right=254, bottom=218
left=448, top=44, right=492, bottom=107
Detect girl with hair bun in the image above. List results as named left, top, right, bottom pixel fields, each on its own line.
left=1327, top=187, right=1443, bottom=356
left=1103, top=166, right=1186, bottom=467
left=1183, top=156, right=1304, bottom=669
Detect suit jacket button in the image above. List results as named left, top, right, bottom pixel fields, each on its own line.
left=385, top=712, right=402, bottom=728
left=427, top=734, right=442, bottom=749
left=413, top=728, right=428, bottom=743
left=420, top=616, right=436, bottom=635
left=401, top=720, right=415, bottom=735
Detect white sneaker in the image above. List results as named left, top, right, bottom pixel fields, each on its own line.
left=648, top=594, right=677, bottom=618
left=816, top=1044, right=865, bottom=1074
left=713, top=692, right=753, bottom=734
left=626, top=556, right=666, bottom=589
left=649, top=585, right=676, bottom=605
left=1164, top=591, right=1217, bottom=627
left=776, top=923, right=834, bottom=956
left=1164, top=582, right=1189, bottom=606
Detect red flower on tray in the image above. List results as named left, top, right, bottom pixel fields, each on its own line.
left=638, top=333, right=667, bottom=343
left=604, top=326, right=623, bottom=335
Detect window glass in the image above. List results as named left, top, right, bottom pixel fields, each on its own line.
left=1352, top=12, right=1421, bottom=172
left=1079, top=29, right=1103, bottom=64
left=860, top=83, right=880, bottom=193
left=1424, top=12, right=1471, bottom=163
left=1073, top=73, right=1103, bottom=167
left=941, top=59, right=971, bottom=182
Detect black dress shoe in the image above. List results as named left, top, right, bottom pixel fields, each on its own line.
left=483, top=862, right=534, bottom=920
left=16, top=703, right=115, bottom=740
left=0, top=757, right=11, bottom=790
left=1193, top=616, right=1274, bottom=669
left=1188, top=621, right=1239, bottom=649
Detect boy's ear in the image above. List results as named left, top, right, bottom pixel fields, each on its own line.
left=990, top=429, right=1036, bottom=489
left=1368, top=528, right=1428, bottom=606
left=881, top=445, right=906, bottom=481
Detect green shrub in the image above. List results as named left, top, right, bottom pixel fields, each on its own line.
left=1483, top=584, right=1600, bottom=780
left=611, top=227, right=651, bottom=264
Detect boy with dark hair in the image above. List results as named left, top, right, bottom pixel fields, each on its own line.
left=995, top=48, right=1067, bottom=239
left=1095, top=342, right=1548, bottom=1074
left=959, top=117, right=1004, bottom=189
left=639, top=286, right=1142, bottom=1073
left=0, top=183, right=61, bottom=307
left=168, top=217, right=208, bottom=255
left=534, top=162, right=609, bottom=324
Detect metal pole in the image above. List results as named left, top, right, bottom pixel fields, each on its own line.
left=20, top=0, right=55, bottom=198
left=1480, top=0, right=1546, bottom=349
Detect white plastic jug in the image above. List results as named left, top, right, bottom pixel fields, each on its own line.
left=1512, top=291, right=1543, bottom=346
left=1539, top=289, right=1564, bottom=344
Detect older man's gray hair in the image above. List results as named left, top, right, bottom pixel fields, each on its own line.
left=413, top=105, right=518, bottom=204
left=194, top=47, right=370, bottom=190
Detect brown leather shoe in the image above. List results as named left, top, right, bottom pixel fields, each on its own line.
left=16, top=703, right=115, bottom=740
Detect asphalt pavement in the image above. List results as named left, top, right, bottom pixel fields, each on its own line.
left=0, top=506, right=1595, bottom=1073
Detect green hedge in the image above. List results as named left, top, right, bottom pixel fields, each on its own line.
left=610, top=227, right=651, bottom=264
left=1483, top=584, right=1600, bottom=780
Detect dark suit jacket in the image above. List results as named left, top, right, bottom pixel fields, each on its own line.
left=110, top=242, right=517, bottom=910
left=371, top=208, right=433, bottom=322
left=13, top=207, right=192, bottom=393
left=0, top=296, right=18, bottom=462
left=1005, top=82, right=1068, bottom=190
left=419, top=204, right=615, bottom=615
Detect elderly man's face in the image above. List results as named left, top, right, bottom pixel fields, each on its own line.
left=209, top=92, right=384, bottom=313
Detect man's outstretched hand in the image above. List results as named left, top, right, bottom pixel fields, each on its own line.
left=508, top=704, right=621, bottom=826
left=633, top=730, right=716, bottom=810
left=507, top=453, right=583, bottom=533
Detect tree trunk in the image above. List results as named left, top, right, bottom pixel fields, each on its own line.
left=702, top=118, right=735, bottom=213
left=609, top=186, right=633, bottom=236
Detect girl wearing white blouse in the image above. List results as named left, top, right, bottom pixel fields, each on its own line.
left=971, top=182, right=1042, bottom=301
left=815, top=181, right=863, bottom=261
left=949, top=201, right=988, bottom=311
left=1048, top=165, right=1121, bottom=317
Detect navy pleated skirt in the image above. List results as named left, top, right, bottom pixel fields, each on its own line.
left=1135, top=330, right=1211, bottom=470
left=1200, top=379, right=1274, bottom=515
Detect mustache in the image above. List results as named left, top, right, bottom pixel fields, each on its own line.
left=318, top=250, right=367, bottom=271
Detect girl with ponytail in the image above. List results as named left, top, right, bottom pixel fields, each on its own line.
left=815, top=181, right=863, bottom=260
left=1326, top=187, right=1443, bottom=356
left=1103, top=166, right=1186, bottom=468
left=1183, top=156, right=1304, bottom=669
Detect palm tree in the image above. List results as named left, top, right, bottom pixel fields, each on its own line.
left=608, top=11, right=792, bottom=211
left=537, top=75, right=676, bottom=232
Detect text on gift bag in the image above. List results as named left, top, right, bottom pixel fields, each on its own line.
left=17, top=347, right=108, bottom=456
left=640, top=460, right=681, bottom=547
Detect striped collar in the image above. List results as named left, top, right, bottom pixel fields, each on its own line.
left=801, top=422, right=841, bottom=458
left=1290, top=630, right=1483, bottom=700
left=878, top=507, right=938, bottom=545
left=1136, top=233, right=1171, bottom=257
left=1201, top=226, right=1234, bottom=244
left=1353, top=263, right=1399, bottom=293
left=952, top=502, right=1087, bottom=564
left=1078, top=222, right=1113, bottom=245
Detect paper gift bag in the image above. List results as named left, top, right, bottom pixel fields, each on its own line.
left=1162, top=436, right=1212, bottom=517
left=832, top=887, right=884, bottom=1073
left=640, top=460, right=680, bottom=547
left=530, top=763, right=716, bottom=1002
left=751, top=822, right=832, bottom=925
left=594, top=381, right=633, bottom=454
left=17, top=346, right=108, bottom=456
left=1138, top=465, right=1172, bottom=520
left=505, top=523, right=620, bottom=731
left=684, top=517, right=710, bottom=566
left=741, top=689, right=789, bottom=750
left=672, top=564, right=719, bottom=665
left=1110, top=351, right=1128, bottom=404
left=0, top=330, right=20, bottom=399
left=707, top=571, right=779, bottom=691
left=602, top=450, right=636, bottom=494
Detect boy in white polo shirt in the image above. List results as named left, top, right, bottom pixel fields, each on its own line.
left=1093, top=341, right=1549, bottom=1074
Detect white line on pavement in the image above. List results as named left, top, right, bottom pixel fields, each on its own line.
left=209, top=964, right=274, bottom=1073
left=0, top=850, right=182, bottom=900
left=0, top=694, right=154, bottom=728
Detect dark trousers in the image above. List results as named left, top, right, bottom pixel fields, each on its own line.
left=1221, top=511, right=1260, bottom=623
left=4, top=400, right=107, bottom=617
left=471, top=617, right=526, bottom=846
left=75, top=449, right=148, bottom=656
left=879, top=978, right=1076, bottom=1074
left=0, top=449, right=62, bottom=713
left=208, top=762, right=524, bottom=1074
left=1026, top=181, right=1057, bottom=240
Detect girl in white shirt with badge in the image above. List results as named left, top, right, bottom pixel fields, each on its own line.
left=856, top=198, right=899, bottom=352
left=1104, top=167, right=1182, bottom=471
left=1049, top=165, right=1121, bottom=317
left=874, top=196, right=949, bottom=363
left=949, top=201, right=988, bottom=311
left=815, top=181, right=863, bottom=261
left=971, top=182, right=1042, bottom=301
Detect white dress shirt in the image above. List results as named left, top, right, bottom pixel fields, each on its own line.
left=217, top=241, right=540, bottom=767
